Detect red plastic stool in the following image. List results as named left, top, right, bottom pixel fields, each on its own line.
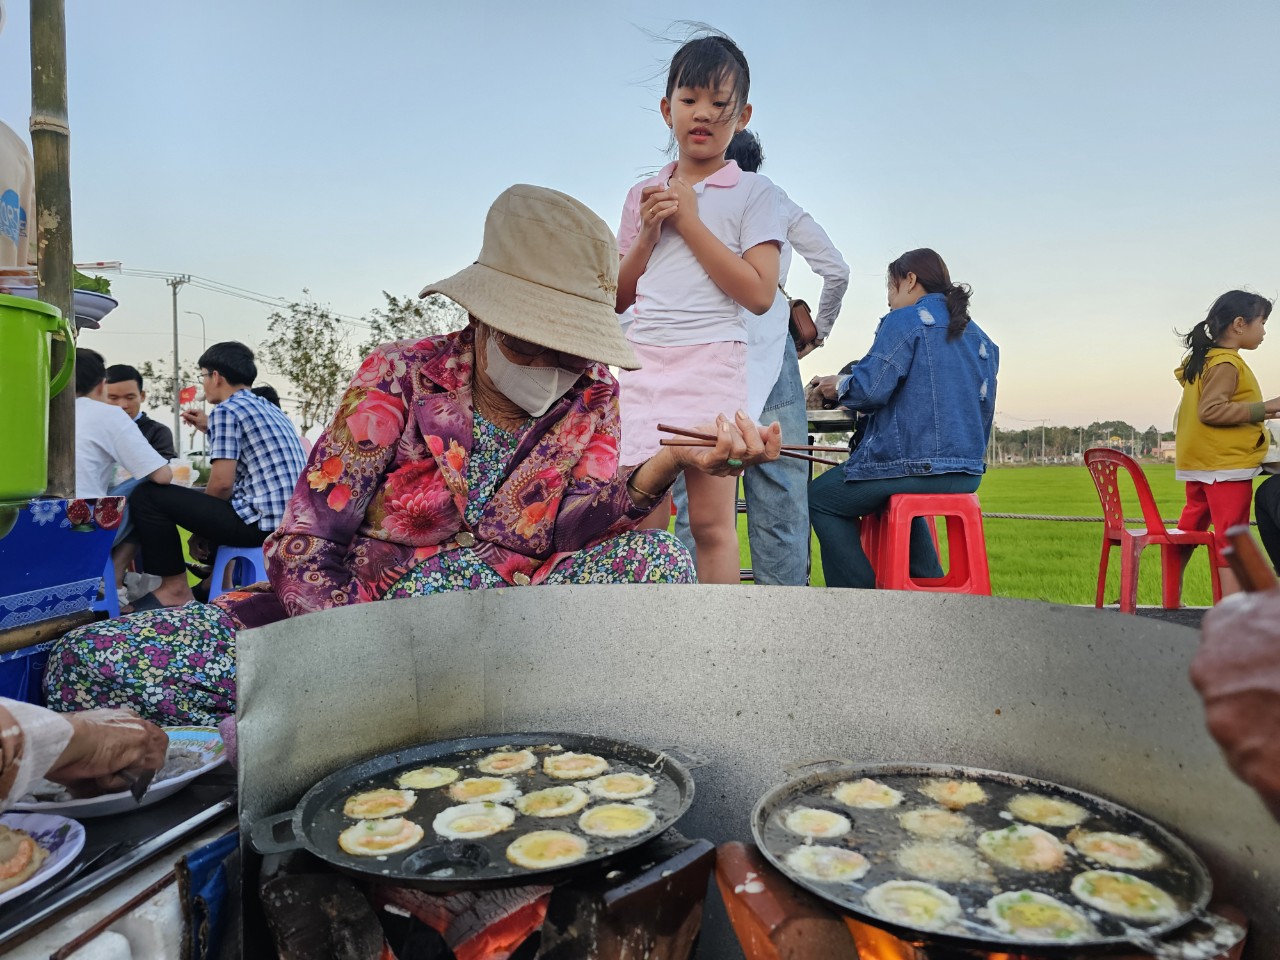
left=865, top=493, right=992, bottom=594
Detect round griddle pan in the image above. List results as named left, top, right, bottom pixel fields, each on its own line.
left=752, top=761, right=1212, bottom=955
left=251, top=731, right=693, bottom=890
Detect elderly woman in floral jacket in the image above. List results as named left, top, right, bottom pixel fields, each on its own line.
left=45, top=185, right=780, bottom=725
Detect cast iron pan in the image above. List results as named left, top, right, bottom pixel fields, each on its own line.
left=251, top=731, right=694, bottom=890
left=752, top=761, right=1213, bottom=955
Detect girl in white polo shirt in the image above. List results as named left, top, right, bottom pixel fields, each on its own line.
left=615, top=32, right=784, bottom=584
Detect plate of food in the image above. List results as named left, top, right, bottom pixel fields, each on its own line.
left=10, top=726, right=225, bottom=819
left=0, top=813, right=85, bottom=906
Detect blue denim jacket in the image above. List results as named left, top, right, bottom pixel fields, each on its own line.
left=837, top=293, right=998, bottom=481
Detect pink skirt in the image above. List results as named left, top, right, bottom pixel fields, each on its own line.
left=618, top=339, right=748, bottom=465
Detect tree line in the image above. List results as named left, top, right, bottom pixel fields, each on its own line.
left=988, top=421, right=1171, bottom=463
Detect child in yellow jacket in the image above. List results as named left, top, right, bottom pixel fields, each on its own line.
left=1175, top=290, right=1280, bottom=595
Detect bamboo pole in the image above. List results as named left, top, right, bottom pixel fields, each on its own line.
left=30, top=0, right=76, bottom=499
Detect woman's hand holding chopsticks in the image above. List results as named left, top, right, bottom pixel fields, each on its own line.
left=625, top=411, right=782, bottom=509
left=660, top=411, right=783, bottom=478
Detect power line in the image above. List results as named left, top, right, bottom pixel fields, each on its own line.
left=119, top=268, right=377, bottom=329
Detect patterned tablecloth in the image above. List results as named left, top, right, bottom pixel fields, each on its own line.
left=0, top=497, right=123, bottom=631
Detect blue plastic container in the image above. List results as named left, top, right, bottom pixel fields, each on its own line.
left=0, top=641, right=53, bottom=705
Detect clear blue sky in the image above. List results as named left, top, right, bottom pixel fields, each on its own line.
left=3, top=1, right=1278, bottom=433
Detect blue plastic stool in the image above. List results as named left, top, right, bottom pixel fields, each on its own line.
left=88, top=556, right=120, bottom=618
left=208, top=545, right=267, bottom=602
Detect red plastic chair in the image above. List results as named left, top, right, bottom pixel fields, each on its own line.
left=1083, top=447, right=1222, bottom=613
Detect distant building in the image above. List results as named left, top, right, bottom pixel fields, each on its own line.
left=1159, top=440, right=1176, bottom=461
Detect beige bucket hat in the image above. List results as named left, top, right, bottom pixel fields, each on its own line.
left=419, top=184, right=639, bottom=370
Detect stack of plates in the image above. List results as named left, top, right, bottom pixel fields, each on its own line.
left=0, top=285, right=118, bottom=329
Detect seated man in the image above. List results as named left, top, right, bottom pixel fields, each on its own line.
left=105, top=364, right=177, bottom=460
left=74, top=348, right=172, bottom=498
left=1254, top=474, right=1280, bottom=572
left=127, top=341, right=307, bottom=610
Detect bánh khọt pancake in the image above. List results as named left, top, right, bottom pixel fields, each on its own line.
left=0, top=825, right=49, bottom=893
left=863, top=881, right=962, bottom=931
left=898, top=806, right=973, bottom=840
left=977, top=823, right=1069, bottom=872
left=987, top=890, right=1096, bottom=942
left=342, top=787, right=416, bottom=819
left=395, top=766, right=459, bottom=790
left=506, top=830, right=589, bottom=870
left=432, top=802, right=517, bottom=839
left=783, top=807, right=851, bottom=840
left=447, top=777, right=521, bottom=803
left=579, top=803, right=657, bottom=838
left=1006, top=793, right=1089, bottom=827
left=1070, top=869, right=1178, bottom=921
left=783, top=845, right=870, bottom=883
left=338, top=817, right=425, bottom=856
left=476, top=749, right=537, bottom=775
left=1068, top=830, right=1166, bottom=869
left=832, top=777, right=903, bottom=809
left=918, top=779, right=988, bottom=810
left=515, top=785, right=590, bottom=818
left=543, top=753, right=609, bottom=780
left=896, top=840, right=994, bottom=884
left=587, top=772, right=656, bottom=800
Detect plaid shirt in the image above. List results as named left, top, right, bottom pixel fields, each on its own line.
left=207, top=389, right=307, bottom=531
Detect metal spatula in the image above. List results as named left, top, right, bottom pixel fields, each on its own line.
left=118, top=768, right=156, bottom=803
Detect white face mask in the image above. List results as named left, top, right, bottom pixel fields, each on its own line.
left=484, top=335, right=581, bottom=417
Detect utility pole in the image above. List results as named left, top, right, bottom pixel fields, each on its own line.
left=168, top=275, right=190, bottom=440
left=31, top=0, right=75, bottom=498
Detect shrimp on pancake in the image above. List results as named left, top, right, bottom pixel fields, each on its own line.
left=918, top=779, right=987, bottom=810
left=832, top=778, right=903, bottom=809
left=978, top=824, right=1068, bottom=872
left=338, top=817, right=425, bottom=856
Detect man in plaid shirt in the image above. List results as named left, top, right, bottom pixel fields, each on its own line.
left=126, top=342, right=307, bottom=610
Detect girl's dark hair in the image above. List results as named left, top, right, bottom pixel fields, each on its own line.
left=725, top=129, right=764, bottom=172
left=888, top=248, right=972, bottom=340
left=1179, top=290, right=1274, bottom=384
left=666, top=32, right=750, bottom=119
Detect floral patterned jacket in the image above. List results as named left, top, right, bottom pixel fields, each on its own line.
left=262, top=327, right=652, bottom=618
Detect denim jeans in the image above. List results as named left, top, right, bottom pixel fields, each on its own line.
left=808, top=467, right=981, bottom=588
left=672, top=337, right=811, bottom=585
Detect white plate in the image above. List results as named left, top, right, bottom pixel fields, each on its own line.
left=10, top=726, right=225, bottom=819
left=0, top=813, right=85, bottom=906
left=2, top=285, right=119, bottom=323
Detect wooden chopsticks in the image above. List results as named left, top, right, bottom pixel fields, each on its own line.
left=1221, top=524, right=1279, bottom=593
left=657, top=423, right=845, bottom=467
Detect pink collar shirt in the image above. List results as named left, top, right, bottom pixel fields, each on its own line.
left=617, top=160, right=783, bottom=348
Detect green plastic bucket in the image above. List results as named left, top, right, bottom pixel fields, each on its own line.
left=0, top=292, right=75, bottom=501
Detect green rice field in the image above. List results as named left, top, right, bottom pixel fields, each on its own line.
left=738, top=462, right=1255, bottom=605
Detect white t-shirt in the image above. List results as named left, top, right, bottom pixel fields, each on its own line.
left=745, top=189, right=849, bottom=418
left=75, top=396, right=166, bottom=498
left=617, top=160, right=783, bottom=347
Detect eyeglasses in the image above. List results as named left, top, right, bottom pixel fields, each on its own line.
left=493, top=331, right=591, bottom=371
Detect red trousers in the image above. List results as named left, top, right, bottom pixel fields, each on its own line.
left=1179, top=479, right=1254, bottom=565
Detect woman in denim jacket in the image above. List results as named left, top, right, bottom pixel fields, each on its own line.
left=808, top=249, right=998, bottom=588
